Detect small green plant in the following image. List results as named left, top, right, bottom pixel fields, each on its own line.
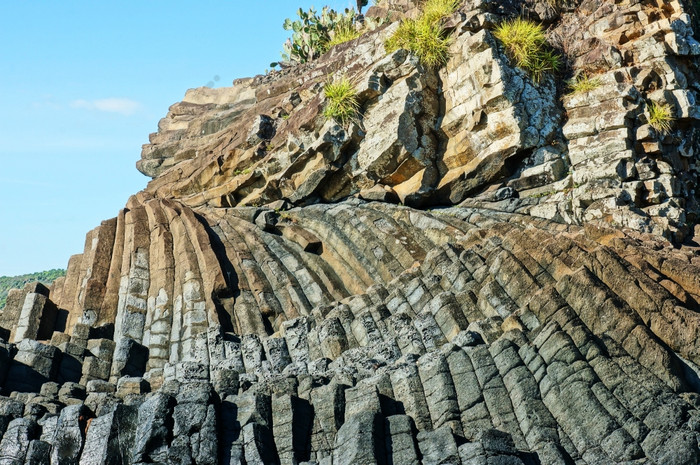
left=384, top=0, right=459, bottom=67
left=647, top=101, right=674, bottom=134
left=422, top=0, right=461, bottom=24
left=567, top=74, right=602, bottom=94
left=386, top=19, right=453, bottom=67
left=528, top=190, right=556, bottom=199
left=272, top=7, right=360, bottom=67
left=493, top=18, right=560, bottom=84
left=357, top=0, right=369, bottom=14
left=323, top=77, right=360, bottom=125
left=527, top=49, right=560, bottom=84
left=327, top=17, right=362, bottom=47
left=493, top=19, right=545, bottom=68
left=385, top=20, right=416, bottom=52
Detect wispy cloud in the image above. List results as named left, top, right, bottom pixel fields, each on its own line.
left=70, top=97, right=142, bottom=116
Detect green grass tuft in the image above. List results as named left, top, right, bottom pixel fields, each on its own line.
left=384, top=0, right=459, bottom=67
left=421, top=0, right=461, bottom=24
left=327, top=16, right=362, bottom=47
left=647, top=101, right=674, bottom=135
left=493, top=18, right=545, bottom=68
left=385, top=20, right=417, bottom=53
left=328, top=24, right=362, bottom=47
left=323, top=77, right=360, bottom=125
left=527, top=49, right=561, bottom=84
left=493, top=18, right=560, bottom=84
left=567, top=74, right=602, bottom=94
left=386, top=19, right=452, bottom=67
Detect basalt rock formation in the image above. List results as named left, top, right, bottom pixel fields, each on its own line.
left=1, top=0, right=700, bottom=463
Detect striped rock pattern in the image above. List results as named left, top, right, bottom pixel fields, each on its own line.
left=2, top=199, right=700, bottom=463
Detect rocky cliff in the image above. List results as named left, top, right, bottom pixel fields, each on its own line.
left=0, top=0, right=699, bottom=463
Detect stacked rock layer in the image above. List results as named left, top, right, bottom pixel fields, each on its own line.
left=1, top=0, right=699, bottom=463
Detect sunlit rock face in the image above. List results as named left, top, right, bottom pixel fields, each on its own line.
left=1, top=0, right=700, bottom=463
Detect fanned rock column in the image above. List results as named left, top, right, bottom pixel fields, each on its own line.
left=3, top=200, right=700, bottom=464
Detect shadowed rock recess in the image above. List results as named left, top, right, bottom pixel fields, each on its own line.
left=1, top=0, right=700, bottom=463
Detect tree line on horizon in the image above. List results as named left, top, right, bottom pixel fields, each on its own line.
left=0, top=269, right=65, bottom=310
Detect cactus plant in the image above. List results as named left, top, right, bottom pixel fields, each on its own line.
left=271, top=7, right=360, bottom=67
left=357, top=0, right=369, bottom=14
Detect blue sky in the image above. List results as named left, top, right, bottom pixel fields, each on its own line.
left=0, top=0, right=352, bottom=276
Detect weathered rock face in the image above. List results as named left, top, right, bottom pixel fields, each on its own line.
left=138, top=0, right=700, bottom=241
left=1, top=0, right=699, bottom=463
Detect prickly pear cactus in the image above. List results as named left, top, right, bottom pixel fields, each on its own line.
left=274, top=6, right=358, bottom=66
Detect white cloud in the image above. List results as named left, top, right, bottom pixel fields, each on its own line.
left=70, top=97, right=141, bottom=116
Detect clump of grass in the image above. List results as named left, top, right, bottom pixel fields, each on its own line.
left=493, top=18, right=561, bottom=84
left=328, top=25, right=361, bottom=47
left=327, top=17, right=362, bottom=47
left=493, top=19, right=545, bottom=67
left=567, top=74, right=602, bottom=94
left=323, top=77, right=360, bottom=125
left=647, top=101, right=674, bottom=134
left=385, top=20, right=417, bottom=52
left=421, top=0, right=461, bottom=24
left=384, top=0, right=460, bottom=67
left=527, top=49, right=561, bottom=84
left=386, top=19, right=452, bottom=67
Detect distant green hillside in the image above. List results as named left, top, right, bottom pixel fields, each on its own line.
left=0, top=269, right=66, bottom=310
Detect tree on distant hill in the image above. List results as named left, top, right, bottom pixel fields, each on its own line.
left=0, top=269, right=65, bottom=309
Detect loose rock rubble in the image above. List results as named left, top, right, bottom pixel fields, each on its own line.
left=1, top=0, right=699, bottom=463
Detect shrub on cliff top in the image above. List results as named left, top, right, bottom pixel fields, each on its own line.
left=384, top=0, right=460, bottom=68
left=272, top=7, right=360, bottom=67
left=493, top=18, right=560, bottom=84
left=323, top=77, right=360, bottom=125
